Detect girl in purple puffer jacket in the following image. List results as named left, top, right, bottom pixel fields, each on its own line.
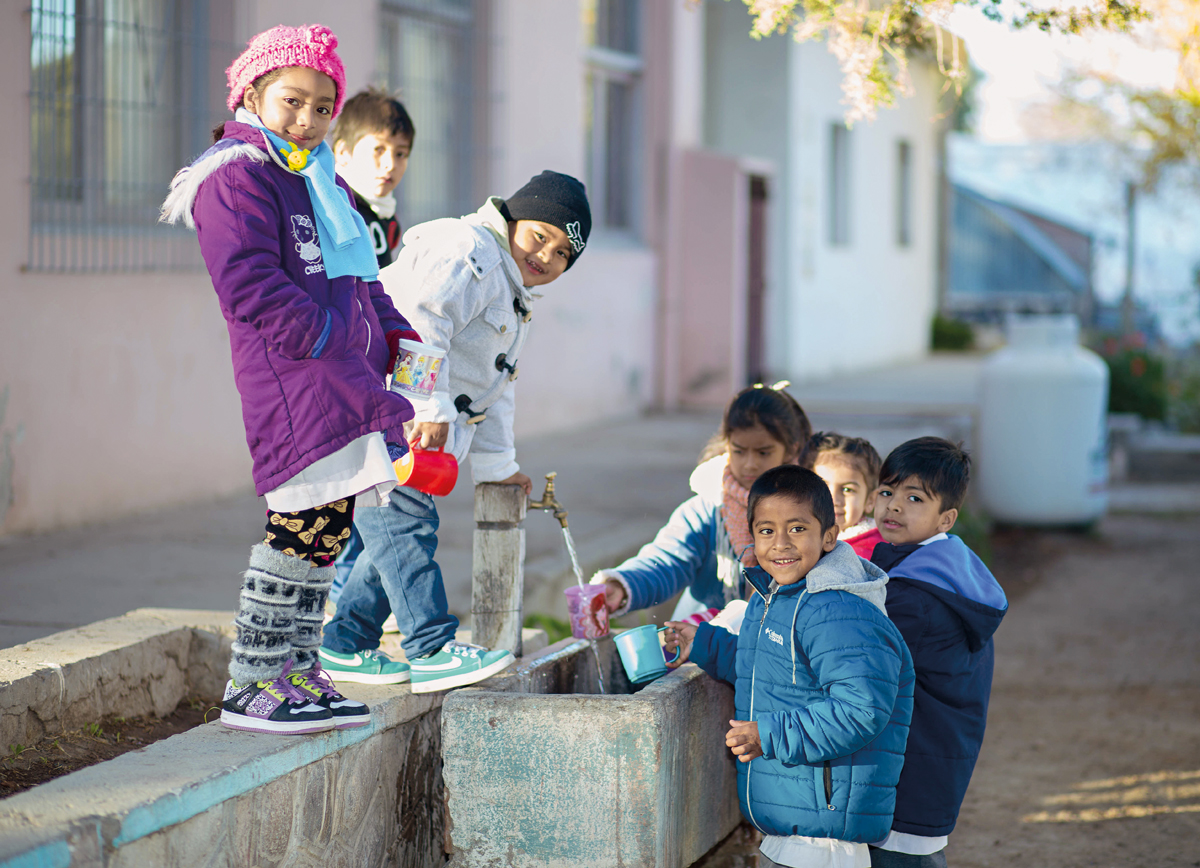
left=161, top=24, right=417, bottom=735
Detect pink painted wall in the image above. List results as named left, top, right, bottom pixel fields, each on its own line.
left=0, top=0, right=673, bottom=534
left=667, top=150, right=748, bottom=408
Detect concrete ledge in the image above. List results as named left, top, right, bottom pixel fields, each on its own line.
left=0, top=681, right=445, bottom=868
left=1108, top=482, right=1200, bottom=513
left=1, top=610, right=547, bottom=868
left=0, top=609, right=235, bottom=749
left=442, top=637, right=741, bottom=868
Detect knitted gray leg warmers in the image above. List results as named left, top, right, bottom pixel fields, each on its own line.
left=229, top=544, right=310, bottom=685
left=293, top=563, right=334, bottom=672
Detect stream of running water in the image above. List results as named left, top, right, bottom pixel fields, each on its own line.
left=560, top=525, right=605, bottom=695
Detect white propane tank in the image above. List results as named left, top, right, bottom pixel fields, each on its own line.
left=977, top=314, right=1109, bottom=525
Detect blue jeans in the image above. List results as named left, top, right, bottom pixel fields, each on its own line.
left=321, top=485, right=459, bottom=660
left=329, top=524, right=364, bottom=605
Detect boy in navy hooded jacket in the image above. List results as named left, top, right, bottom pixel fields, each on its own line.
left=869, top=437, right=1008, bottom=868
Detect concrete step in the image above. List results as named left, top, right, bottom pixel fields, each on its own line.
left=1126, top=432, right=1200, bottom=482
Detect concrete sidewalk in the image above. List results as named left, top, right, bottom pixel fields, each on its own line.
left=0, top=353, right=989, bottom=650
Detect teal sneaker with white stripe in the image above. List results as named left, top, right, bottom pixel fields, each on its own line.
left=317, top=647, right=410, bottom=684
left=409, top=641, right=515, bottom=694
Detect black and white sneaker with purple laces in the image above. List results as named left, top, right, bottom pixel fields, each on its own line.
left=287, top=667, right=371, bottom=728
left=220, top=673, right=334, bottom=734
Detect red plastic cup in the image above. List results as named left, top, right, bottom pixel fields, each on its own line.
left=394, top=447, right=459, bottom=497
left=564, top=584, right=609, bottom=639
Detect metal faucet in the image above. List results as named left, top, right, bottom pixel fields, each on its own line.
left=529, top=471, right=569, bottom=528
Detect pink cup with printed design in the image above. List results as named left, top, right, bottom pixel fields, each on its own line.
left=564, top=584, right=609, bottom=639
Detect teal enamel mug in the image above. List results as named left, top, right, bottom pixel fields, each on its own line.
left=614, top=625, right=680, bottom=684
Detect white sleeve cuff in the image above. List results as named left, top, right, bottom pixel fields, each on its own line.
left=409, top=390, right=458, bottom=424
left=470, top=448, right=519, bottom=484
left=591, top=570, right=632, bottom=617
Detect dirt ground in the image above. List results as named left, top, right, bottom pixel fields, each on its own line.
left=697, top=512, right=1200, bottom=868
left=0, top=698, right=213, bottom=798
left=950, top=513, right=1200, bottom=867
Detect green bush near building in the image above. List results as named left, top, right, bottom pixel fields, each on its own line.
left=932, top=315, right=975, bottom=351
left=1103, top=348, right=1167, bottom=421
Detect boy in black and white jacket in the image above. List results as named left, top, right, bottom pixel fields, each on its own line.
left=332, top=88, right=413, bottom=268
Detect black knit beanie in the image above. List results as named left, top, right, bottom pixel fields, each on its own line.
left=500, top=171, right=592, bottom=269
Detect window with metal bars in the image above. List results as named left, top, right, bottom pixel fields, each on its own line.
left=583, top=0, right=642, bottom=233
left=28, top=0, right=236, bottom=272
left=378, top=0, right=479, bottom=230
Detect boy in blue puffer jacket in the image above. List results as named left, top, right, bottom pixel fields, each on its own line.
left=666, top=466, right=914, bottom=868
left=869, top=438, right=1008, bottom=867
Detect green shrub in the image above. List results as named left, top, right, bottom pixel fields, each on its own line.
left=931, top=316, right=974, bottom=351
left=1167, top=357, right=1200, bottom=433
left=1104, top=349, right=1167, bottom=421
left=524, top=612, right=572, bottom=645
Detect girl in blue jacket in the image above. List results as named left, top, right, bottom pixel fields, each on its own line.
left=667, top=466, right=914, bottom=867
left=593, top=383, right=811, bottom=621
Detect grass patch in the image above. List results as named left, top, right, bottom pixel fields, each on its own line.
left=523, top=612, right=573, bottom=645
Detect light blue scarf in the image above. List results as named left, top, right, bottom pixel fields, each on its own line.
left=235, top=108, right=378, bottom=281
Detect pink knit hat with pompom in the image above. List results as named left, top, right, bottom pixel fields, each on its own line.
left=226, top=24, right=347, bottom=117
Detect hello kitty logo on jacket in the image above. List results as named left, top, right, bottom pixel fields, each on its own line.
left=291, top=214, right=325, bottom=275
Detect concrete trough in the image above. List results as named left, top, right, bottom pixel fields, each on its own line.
left=441, top=635, right=741, bottom=868
left=0, top=610, right=545, bottom=868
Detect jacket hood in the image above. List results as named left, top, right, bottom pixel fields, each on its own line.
left=160, top=122, right=275, bottom=229
left=466, top=196, right=513, bottom=247
left=689, top=454, right=726, bottom=503
left=467, top=196, right=538, bottom=305
left=742, top=540, right=889, bottom=614
left=891, top=535, right=1007, bottom=651
left=403, top=197, right=534, bottom=310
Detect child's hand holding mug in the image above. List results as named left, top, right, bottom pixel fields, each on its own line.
left=409, top=421, right=449, bottom=450
left=662, top=621, right=696, bottom=669
left=603, top=578, right=627, bottom=613
left=726, top=719, right=763, bottom=762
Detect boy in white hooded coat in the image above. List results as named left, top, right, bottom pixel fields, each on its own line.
left=318, top=171, right=591, bottom=693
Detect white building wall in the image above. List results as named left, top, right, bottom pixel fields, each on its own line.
left=784, top=44, right=944, bottom=382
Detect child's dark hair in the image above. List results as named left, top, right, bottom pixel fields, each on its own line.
left=212, top=68, right=291, bottom=143
left=803, top=432, right=883, bottom=490
left=332, top=88, right=416, bottom=152
left=879, top=436, right=971, bottom=511
left=748, top=466, right=837, bottom=534
left=699, top=382, right=812, bottom=464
